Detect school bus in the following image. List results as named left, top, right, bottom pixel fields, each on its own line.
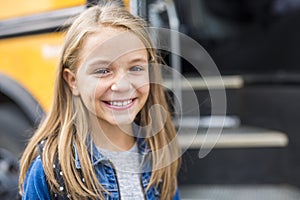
left=1, top=0, right=300, bottom=199
left=0, top=0, right=87, bottom=159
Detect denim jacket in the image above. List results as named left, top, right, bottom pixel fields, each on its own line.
left=22, top=138, right=180, bottom=200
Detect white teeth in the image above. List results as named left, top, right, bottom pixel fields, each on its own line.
left=109, top=100, right=132, bottom=107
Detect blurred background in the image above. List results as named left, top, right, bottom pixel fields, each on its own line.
left=1, top=0, right=300, bottom=199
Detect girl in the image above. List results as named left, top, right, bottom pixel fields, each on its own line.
left=19, top=1, right=181, bottom=200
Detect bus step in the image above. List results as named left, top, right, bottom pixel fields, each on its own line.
left=179, top=184, right=300, bottom=200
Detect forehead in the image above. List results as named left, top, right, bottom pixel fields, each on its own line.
left=80, top=27, right=148, bottom=64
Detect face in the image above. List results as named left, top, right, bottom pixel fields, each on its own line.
left=64, top=27, right=150, bottom=129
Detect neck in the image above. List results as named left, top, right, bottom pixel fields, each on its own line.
left=89, top=115, right=135, bottom=152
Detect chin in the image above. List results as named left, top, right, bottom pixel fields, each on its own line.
left=108, top=116, right=136, bottom=126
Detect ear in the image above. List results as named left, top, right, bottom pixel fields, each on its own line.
left=63, top=69, right=80, bottom=96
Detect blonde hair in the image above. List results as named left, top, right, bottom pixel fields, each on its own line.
left=19, top=2, right=180, bottom=199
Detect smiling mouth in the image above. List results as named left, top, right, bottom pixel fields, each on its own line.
left=103, top=98, right=136, bottom=108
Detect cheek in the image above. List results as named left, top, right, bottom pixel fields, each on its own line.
left=94, top=81, right=109, bottom=98
left=134, top=74, right=150, bottom=96
left=77, top=78, right=105, bottom=105
left=77, top=88, right=96, bottom=113
left=138, top=84, right=150, bottom=99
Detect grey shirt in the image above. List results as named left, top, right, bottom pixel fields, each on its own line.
left=97, top=143, right=145, bottom=200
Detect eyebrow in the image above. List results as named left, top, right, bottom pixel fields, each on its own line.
left=129, top=57, right=148, bottom=64
left=87, top=59, right=111, bottom=66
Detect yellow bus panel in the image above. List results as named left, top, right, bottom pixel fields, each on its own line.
left=0, top=0, right=86, bottom=19
left=0, top=32, right=64, bottom=111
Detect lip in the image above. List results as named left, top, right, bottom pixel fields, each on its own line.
left=102, top=98, right=137, bottom=110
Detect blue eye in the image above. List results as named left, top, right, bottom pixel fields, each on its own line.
left=130, top=66, right=144, bottom=72
left=94, top=68, right=111, bottom=76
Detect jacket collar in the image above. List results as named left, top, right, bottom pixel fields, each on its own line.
left=74, top=124, right=150, bottom=169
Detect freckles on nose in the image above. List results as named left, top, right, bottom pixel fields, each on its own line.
left=111, top=76, right=133, bottom=91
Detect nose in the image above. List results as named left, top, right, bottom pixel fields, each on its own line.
left=111, top=75, right=133, bottom=92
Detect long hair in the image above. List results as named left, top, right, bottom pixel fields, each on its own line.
left=19, top=2, right=180, bottom=199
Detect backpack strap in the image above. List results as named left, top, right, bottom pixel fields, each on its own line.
left=37, top=140, right=70, bottom=199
